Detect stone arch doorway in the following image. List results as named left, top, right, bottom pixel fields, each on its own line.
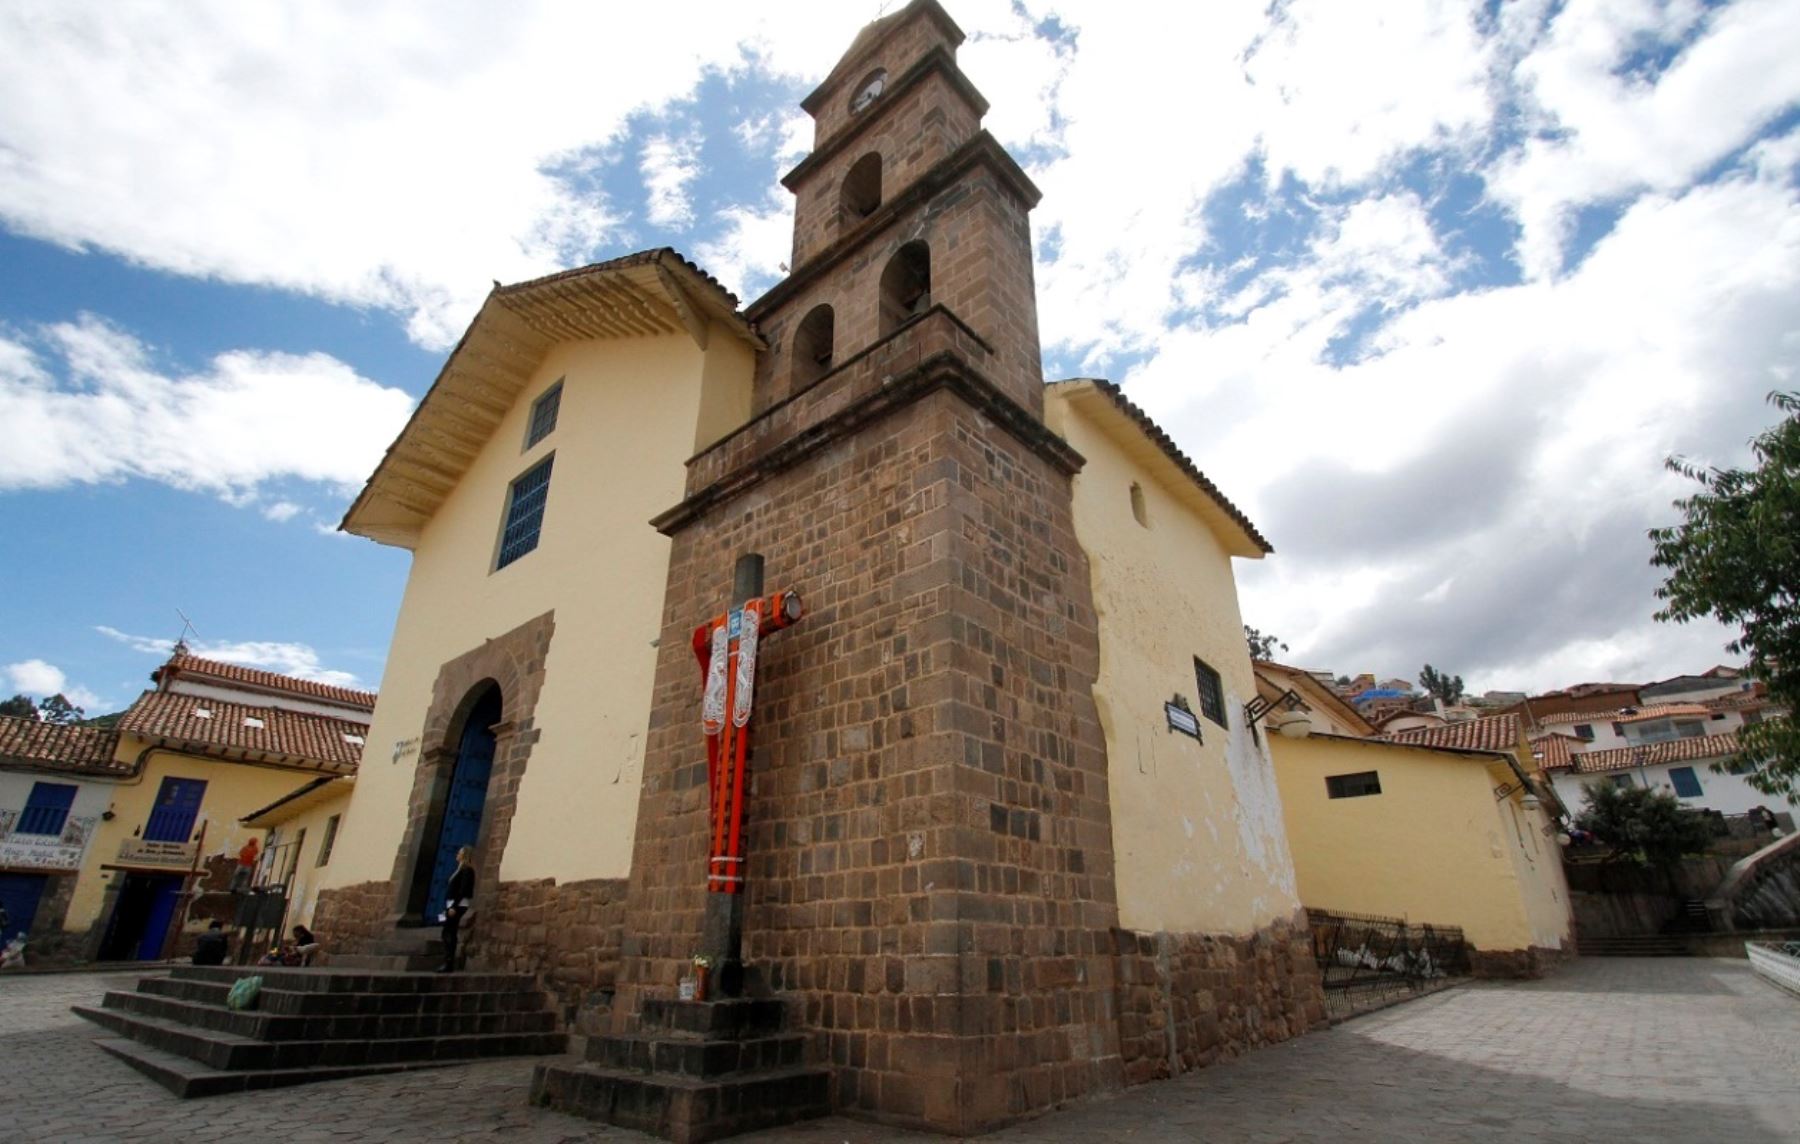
left=415, top=683, right=502, bottom=923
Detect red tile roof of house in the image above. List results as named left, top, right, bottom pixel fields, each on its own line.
left=1383, top=712, right=1523, bottom=754
left=1571, top=731, right=1743, bottom=775
left=154, top=654, right=376, bottom=711
left=117, top=692, right=365, bottom=773
left=0, top=716, right=128, bottom=775
left=1529, top=733, right=1579, bottom=771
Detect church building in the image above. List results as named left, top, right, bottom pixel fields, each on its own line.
left=316, top=2, right=1323, bottom=1132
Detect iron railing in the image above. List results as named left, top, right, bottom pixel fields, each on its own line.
left=1307, top=908, right=1470, bottom=1016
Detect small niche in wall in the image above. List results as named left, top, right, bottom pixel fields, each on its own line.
left=1130, top=482, right=1148, bottom=528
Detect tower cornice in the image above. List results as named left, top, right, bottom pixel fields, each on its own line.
left=799, top=0, right=967, bottom=117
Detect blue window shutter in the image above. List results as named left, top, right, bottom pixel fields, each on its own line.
left=18, top=782, right=77, bottom=836
left=143, top=777, right=207, bottom=842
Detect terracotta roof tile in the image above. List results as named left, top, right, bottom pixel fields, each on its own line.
left=1535, top=703, right=1712, bottom=726
left=117, top=692, right=365, bottom=773
left=1383, top=712, right=1523, bottom=754
left=1572, top=731, right=1744, bottom=775
left=155, top=654, right=376, bottom=711
left=0, top=716, right=128, bottom=775
left=1529, top=733, right=1579, bottom=771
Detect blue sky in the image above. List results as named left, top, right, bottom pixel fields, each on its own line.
left=2, top=0, right=1796, bottom=713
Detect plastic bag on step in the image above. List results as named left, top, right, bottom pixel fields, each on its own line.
left=226, top=974, right=263, bottom=1011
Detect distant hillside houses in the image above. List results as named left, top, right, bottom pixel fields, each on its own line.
left=1321, top=664, right=1785, bottom=825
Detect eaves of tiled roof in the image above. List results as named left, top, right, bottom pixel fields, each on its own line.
left=117, top=692, right=365, bottom=774
left=1383, top=712, right=1523, bottom=754
left=155, top=654, right=376, bottom=711
left=342, top=247, right=759, bottom=550
left=0, top=716, right=128, bottom=776
left=1048, top=378, right=1272, bottom=556
left=1529, top=733, right=1579, bottom=771
left=1572, top=731, right=1744, bottom=775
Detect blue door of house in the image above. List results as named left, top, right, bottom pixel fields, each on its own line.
left=0, top=873, right=47, bottom=947
left=425, top=689, right=501, bottom=919
left=144, top=777, right=207, bottom=842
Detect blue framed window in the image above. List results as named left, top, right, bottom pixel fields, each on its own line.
left=144, top=777, right=207, bottom=843
left=525, top=381, right=562, bottom=449
left=17, top=782, right=77, bottom=836
left=1668, top=766, right=1702, bottom=798
left=496, top=455, right=554, bottom=570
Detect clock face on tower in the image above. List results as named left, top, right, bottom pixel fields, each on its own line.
left=850, top=69, right=887, bottom=114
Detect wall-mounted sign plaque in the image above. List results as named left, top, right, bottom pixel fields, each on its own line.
left=1165, top=702, right=1201, bottom=740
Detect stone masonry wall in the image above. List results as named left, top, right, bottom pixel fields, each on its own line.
left=1111, top=910, right=1326, bottom=1085
left=615, top=373, right=1124, bottom=1134
left=471, top=876, right=629, bottom=1037
left=311, top=879, right=390, bottom=953
left=1470, top=945, right=1567, bottom=980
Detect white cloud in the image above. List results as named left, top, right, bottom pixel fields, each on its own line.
left=1492, top=0, right=1800, bottom=277
left=692, top=192, right=796, bottom=302
left=0, top=315, right=414, bottom=505
left=641, top=133, right=703, bottom=228
left=3, top=659, right=102, bottom=709
left=96, top=626, right=365, bottom=689
left=0, top=1, right=880, bottom=349
left=261, top=501, right=303, bottom=523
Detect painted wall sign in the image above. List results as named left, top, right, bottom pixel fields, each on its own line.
left=1165, top=702, right=1201, bottom=740
left=392, top=737, right=420, bottom=765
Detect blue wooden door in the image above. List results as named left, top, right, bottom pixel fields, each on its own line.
left=144, top=777, right=207, bottom=842
left=425, top=690, right=501, bottom=918
left=136, top=875, right=183, bottom=960
left=0, top=873, right=47, bottom=947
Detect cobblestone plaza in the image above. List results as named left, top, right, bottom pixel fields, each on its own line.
left=3, top=957, right=1795, bottom=1142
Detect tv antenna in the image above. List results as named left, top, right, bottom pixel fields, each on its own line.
left=173, top=609, right=200, bottom=657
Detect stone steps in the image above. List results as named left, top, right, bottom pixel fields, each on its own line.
left=533, top=997, right=830, bottom=1143
left=75, top=965, right=567, bottom=1097
left=91, top=1037, right=459, bottom=1098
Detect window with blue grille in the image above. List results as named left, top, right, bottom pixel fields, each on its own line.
left=144, top=777, right=207, bottom=842
left=525, top=381, right=562, bottom=449
left=1668, top=766, right=1703, bottom=798
left=17, top=782, right=77, bottom=836
left=496, top=455, right=554, bottom=570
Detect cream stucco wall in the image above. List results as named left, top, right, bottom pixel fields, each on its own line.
left=64, top=739, right=315, bottom=934
left=257, top=787, right=352, bottom=932
left=1050, top=392, right=1300, bottom=937
left=324, top=327, right=752, bottom=892
left=1272, top=735, right=1568, bottom=952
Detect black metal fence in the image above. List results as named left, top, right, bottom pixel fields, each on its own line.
left=1306, top=908, right=1470, bottom=1019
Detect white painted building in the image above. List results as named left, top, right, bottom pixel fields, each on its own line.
left=1544, top=731, right=1786, bottom=821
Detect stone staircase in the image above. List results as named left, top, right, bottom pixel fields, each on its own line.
left=322, top=929, right=445, bottom=972
left=531, top=996, right=830, bottom=1143
left=73, top=965, right=566, bottom=1097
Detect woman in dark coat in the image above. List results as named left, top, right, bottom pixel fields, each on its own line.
left=439, top=846, right=475, bottom=973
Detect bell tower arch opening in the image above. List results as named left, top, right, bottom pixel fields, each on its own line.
left=793, top=304, right=836, bottom=389
left=840, top=152, right=883, bottom=223
left=877, top=240, right=931, bottom=337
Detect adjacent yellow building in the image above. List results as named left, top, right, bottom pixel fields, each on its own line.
left=1268, top=708, right=1572, bottom=976
left=2, top=653, right=369, bottom=964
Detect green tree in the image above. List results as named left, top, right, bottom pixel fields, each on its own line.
left=1244, top=625, right=1288, bottom=661
left=1650, top=391, right=1800, bottom=800
left=35, top=694, right=85, bottom=725
left=1576, top=781, right=1715, bottom=869
left=0, top=693, right=35, bottom=719
left=1418, top=664, right=1464, bottom=704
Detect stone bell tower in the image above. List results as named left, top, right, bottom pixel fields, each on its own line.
left=607, top=1, right=1125, bottom=1133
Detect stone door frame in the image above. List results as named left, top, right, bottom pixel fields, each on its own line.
left=386, top=611, right=554, bottom=927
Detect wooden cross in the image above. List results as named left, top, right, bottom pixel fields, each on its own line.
left=690, top=554, right=801, bottom=989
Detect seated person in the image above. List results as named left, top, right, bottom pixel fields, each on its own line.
left=191, top=921, right=229, bottom=967
left=290, top=925, right=321, bottom=967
